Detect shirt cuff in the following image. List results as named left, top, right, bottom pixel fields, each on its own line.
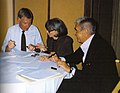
left=59, top=57, right=66, bottom=61
left=64, top=67, right=76, bottom=79
left=59, top=57, right=76, bottom=79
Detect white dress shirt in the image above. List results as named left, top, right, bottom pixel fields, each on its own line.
left=2, top=24, right=43, bottom=52
left=64, top=34, right=95, bottom=79
left=80, top=34, right=95, bottom=62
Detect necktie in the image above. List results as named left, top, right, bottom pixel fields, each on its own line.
left=21, top=31, right=26, bottom=51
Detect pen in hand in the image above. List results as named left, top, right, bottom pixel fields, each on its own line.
left=10, top=40, right=16, bottom=46
left=48, top=53, right=56, bottom=58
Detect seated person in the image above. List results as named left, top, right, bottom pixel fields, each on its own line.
left=2, top=8, right=45, bottom=52
left=37, top=18, right=73, bottom=56
left=40, top=16, right=119, bottom=93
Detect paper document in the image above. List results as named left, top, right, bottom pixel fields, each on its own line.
left=19, top=61, right=41, bottom=69
left=17, top=69, right=62, bottom=82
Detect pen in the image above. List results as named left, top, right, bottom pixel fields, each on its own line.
left=51, top=67, right=57, bottom=70
left=48, top=53, right=56, bottom=58
left=31, top=53, right=39, bottom=57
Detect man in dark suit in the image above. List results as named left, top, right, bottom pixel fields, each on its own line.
left=50, top=17, right=119, bottom=93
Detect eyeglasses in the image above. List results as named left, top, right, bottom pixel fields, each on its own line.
left=48, top=29, right=56, bottom=32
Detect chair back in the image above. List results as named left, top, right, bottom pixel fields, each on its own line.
left=112, top=59, right=120, bottom=93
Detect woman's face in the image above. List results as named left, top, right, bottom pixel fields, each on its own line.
left=47, top=30, right=58, bottom=40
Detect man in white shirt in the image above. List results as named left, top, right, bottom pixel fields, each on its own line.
left=48, top=16, right=118, bottom=93
left=2, top=8, right=46, bottom=52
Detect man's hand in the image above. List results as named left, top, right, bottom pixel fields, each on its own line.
left=5, top=40, right=16, bottom=52
left=27, top=44, right=36, bottom=51
left=57, top=60, right=71, bottom=73
left=49, top=52, right=71, bottom=72
left=36, top=43, right=47, bottom=52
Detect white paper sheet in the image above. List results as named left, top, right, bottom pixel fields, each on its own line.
left=17, top=69, right=62, bottom=81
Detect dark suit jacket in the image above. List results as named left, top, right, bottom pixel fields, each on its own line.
left=58, top=33, right=119, bottom=93
left=47, top=35, right=73, bottom=56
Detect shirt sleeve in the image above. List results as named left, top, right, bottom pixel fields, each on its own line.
left=59, top=57, right=76, bottom=79
left=34, top=26, right=44, bottom=45
left=2, top=28, right=11, bottom=52
left=64, top=67, right=76, bottom=79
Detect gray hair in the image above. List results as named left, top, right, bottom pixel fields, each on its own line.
left=75, top=16, right=96, bottom=34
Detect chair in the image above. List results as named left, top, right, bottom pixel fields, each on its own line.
left=112, top=81, right=120, bottom=93
left=112, top=59, right=120, bottom=93
left=115, top=59, right=120, bottom=77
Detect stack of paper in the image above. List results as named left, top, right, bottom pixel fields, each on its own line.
left=16, top=69, right=62, bottom=83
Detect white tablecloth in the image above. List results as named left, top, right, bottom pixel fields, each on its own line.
left=0, top=51, right=66, bottom=93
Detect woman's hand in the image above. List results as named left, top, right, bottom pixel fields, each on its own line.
left=49, top=52, right=61, bottom=62
left=39, top=52, right=56, bottom=62
left=39, top=56, right=49, bottom=61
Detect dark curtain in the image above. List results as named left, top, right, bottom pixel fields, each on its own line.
left=84, top=0, right=113, bottom=44
left=111, top=0, right=120, bottom=59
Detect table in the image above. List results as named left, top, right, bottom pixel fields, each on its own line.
left=0, top=51, right=66, bottom=93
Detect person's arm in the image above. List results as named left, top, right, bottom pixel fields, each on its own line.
left=5, top=46, right=11, bottom=52
left=2, top=27, right=16, bottom=52
left=57, top=60, right=71, bottom=72
left=35, top=43, right=47, bottom=52
left=29, top=25, right=46, bottom=52
left=27, top=44, right=36, bottom=51
left=64, top=47, right=84, bottom=64
left=56, top=57, right=76, bottom=79
left=39, top=52, right=56, bottom=61
left=57, top=36, right=73, bottom=56
left=2, top=29, right=11, bottom=52
left=34, top=26, right=44, bottom=45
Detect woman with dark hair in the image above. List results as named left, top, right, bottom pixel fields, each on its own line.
left=45, top=18, right=73, bottom=56
left=38, top=18, right=73, bottom=57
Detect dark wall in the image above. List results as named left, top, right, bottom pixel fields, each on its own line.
left=84, top=0, right=113, bottom=44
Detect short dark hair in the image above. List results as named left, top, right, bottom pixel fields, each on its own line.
left=75, top=16, right=97, bottom=34
left=18, top=8, right=33, bottom=23
left=45, top=18, right=68, bottom=37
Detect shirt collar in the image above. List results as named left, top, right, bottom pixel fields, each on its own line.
left=80, top=34, right=95, bottom=54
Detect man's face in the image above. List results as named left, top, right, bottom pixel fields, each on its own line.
left=74, top=25, right=87, bottom=44
left=18, top=16, right=32, bottom=31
